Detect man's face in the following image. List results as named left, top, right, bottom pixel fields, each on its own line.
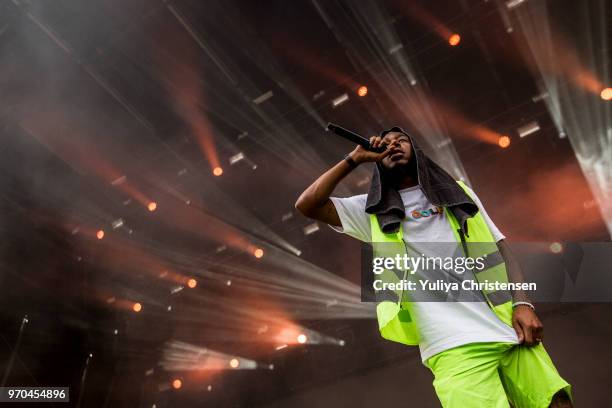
left=380, top=131, right=413, bottom=170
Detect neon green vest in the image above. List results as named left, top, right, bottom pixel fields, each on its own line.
left=370, top=181, right=513, bottom=346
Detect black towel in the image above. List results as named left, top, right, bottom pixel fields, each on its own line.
left=365, top=126, right=478, bottom=236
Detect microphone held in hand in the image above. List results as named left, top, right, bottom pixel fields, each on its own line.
left=326, top=123, right=386, bottom=153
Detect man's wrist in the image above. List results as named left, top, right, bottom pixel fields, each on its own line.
left=343, top=153, right=359, bottom=169
left=512, top=301, right=535, bottom=311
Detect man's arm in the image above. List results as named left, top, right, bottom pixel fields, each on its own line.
left=295, top=137, right=394, bottom=226
left=497, top=239, right=544, bottom=346
left=294, top=158, right=353, bottom=227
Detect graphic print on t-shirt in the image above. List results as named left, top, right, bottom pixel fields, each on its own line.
left=410, top=206, right=444, bottom=220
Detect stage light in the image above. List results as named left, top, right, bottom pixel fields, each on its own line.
left=332, top=93, right=349, bottom=108
left=532, top=91, right=549, bottom=103
left=389, top=43, right=403, bottom=54
left=172, top=379, right=182, bottom=389
left=207, top=385, right=212, bottom=392
left=229, top=152, right=244, bottom=165
left=111, top=175, right=127, bottom=186
left=96, top=230, right=105, bottom=240
left=253, top=90, right=273, bottom=105
left=506, top=0, right=526, bottom=9
left=550, top=242, right=563, bottom=253
left=498, top=136, right=511, bottom=148
left=213, top=166, right=223, bottom=176
left=148, top=202, right=157, bottom=212
left=254, top=248, right=264, bottom=258
left=297, top=334, right=307, bottom=344
left=187, top=278, right=197, bottom=288
left=229, top=358, right=240, bottom=368
left=517, top=121, right=540, bottom=138
left=226, top=280, right=232, bottom=286
left=133, top=302, right=142, bottom=312
left=601, top=88, right=612, bottom=100
left=448, top=34, right=461, bottom=46
left=357, top=86, right=368, bottom=97
left=275, top=344, right=288, bottom=350
left=303, top=222, right=320, bottom=235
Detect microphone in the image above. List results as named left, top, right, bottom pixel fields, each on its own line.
left=326, top=123, right=386, bottom=153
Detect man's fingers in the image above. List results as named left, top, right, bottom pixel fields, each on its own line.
left=371, top=136, right=382, bottom=148
left=523, top=324, right=534, bottom=346
left=534, top=324, right=544, bottom=343
left=378, top=147, right=394, bottom=159
left=512, top=320, right=524, bottom=343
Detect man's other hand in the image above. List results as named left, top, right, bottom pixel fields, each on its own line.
left=512, top=305, right=544, bottom=346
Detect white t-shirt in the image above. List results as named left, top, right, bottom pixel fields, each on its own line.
left=330, top=185, right=518, bottom=362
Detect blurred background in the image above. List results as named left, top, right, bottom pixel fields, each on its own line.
left=0, top=0, right=610, bottom=406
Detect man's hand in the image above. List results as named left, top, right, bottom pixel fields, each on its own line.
left=295, top=138, right=394, bottom=226
left=512, top=305, right=544, bottom=346
left=349, top=136, right=396, bottom=164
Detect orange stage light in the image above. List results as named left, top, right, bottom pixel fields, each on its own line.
left=297, top=334, right=307, bottom=344
left=601, top=87, right=612, bottom=101
left=187, top=278, right=197, bottom=288
left=148, top=202, right=157, bottom=212
left=448, top=33, right=461, bottom=46
left=357, top=86, right=368, bottom=97
left=172, top=379, right=182, bottom=389
left=213, top=166, right=223, bottom=176
left=498, top=136, right=511, bottom=148
left=96, top=230, right=105, bottom=240
left=132, top=302, right=142, bottom=312
left=254, top=248, right=264, bottom=258
left=229, top=358, right=240, bottom=368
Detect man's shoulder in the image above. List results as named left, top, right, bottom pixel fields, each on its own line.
left=333, top=192, right=368, bottom=202
left=331, top=193, right=369, bottom=214
left=349, top=192, right=368, bottom=201
left=345, top=193, right=368, bottom=209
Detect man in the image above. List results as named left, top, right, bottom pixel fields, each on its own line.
left=295, top=127, right=572, bottom=408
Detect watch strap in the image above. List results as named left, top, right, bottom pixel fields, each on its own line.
left=344, top=153, right=358, bottom=169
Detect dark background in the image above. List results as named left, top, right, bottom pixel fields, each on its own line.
left=0, top=0, right=610, bottom=406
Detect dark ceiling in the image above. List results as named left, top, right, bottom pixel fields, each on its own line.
left=0, top=0, right=608, bottom=407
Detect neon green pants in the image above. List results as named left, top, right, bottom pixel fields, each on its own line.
left=425, top=342, right=571, bottom=408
